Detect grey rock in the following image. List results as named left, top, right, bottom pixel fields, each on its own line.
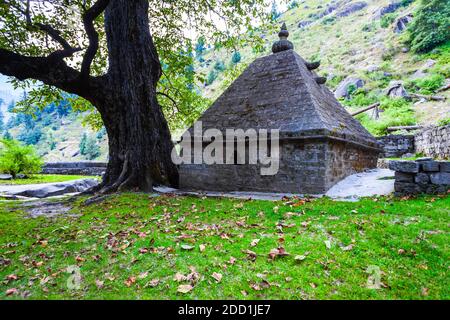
left=430, top=172, right=450, bottom=185
left=1, top=179, right=99, bottom=198
left=395, top=172, right=414, bottom=183
left=335, top=77, right=365, bottom=99
left=394, top=14, right=413, bottom=33
left=421, top=161, right=440, bottom=172
left=394, top=182, right=422, bottom=194
left=402, top=153, right=415, bottom=158
left=372, top=1, right=402, bottom=20
left=440, top=162, right=450, bottom=172
left=298, top=20, right=313, bottom=29
left=366, top=65, right=380, bottom=72
left=416, top=157, right=433, bottom=162
left=0, top=174, right=12, bottom=180
left=421, top=59, right=436, bottom=71
left=389, top=160, right=419, bottom=173
left=385, top=81, right=409, bottom=98
left=415, top=173, right=430, bottom=184
left=336, top=2, right=368, bottom=17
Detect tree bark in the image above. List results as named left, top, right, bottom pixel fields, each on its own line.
left=95, top=0, right=179, bottom=193
left=0, top=0, right=179, bottom=193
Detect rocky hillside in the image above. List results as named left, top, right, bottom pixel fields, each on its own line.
left=0, top=0, right=449, bottom=161
left=197, top=0, right=449, bottom=135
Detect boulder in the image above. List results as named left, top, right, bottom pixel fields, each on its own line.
left=410, top=59, right=436, bottom=79
left=334, top=77, right=365, bottom=99
left=421, top=161, right=440, bottom=172
left=0, top=174, right=13, bottom=180
left=372, top=1, right=402, bottom=20
left=298, top=20, right=313, bottom=29
left=336, top=2, right=368, bottom=17
left=389, top=160, right=419, bottom=173
left=385, top=81, right=409, bottom=98
left=394, top=14, right=413, bottom=33
left=430, top=173, right=450, bottom=185
left=440, top=162, right=450, bottom=172
left=1, top=179, right=98, bottom=198
left=366, top=65, right=380, bottom=72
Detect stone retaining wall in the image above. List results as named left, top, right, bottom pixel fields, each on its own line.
left=415, top=125, right=450, bottom=159
left=42, top=162, right=107, bottom=176
left=378, top=125, right=450, bottom=159
left=389, top=159, right=450, bottom=195
left=377, top=135, right=414, bottom=158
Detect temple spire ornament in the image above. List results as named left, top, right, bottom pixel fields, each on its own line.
left=272, top=23, right=294, bottom=53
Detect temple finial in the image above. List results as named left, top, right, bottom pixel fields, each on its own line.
left=272, top=23, right=294, bottom=54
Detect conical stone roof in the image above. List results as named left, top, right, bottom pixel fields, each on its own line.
left=187, top=26, right=379, bottom=150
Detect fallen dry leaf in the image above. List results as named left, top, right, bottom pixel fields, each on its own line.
left=148, top=279, right=160, bottom=287
left=250, top=239, right=260, bottom=247
left=124, top=276, right=136, bottom=287
left=6, top=274, right=18, bottom=281
left=174, top=272, right=187, bottom=282
left=228, top=256, right=237, bottom=265
left=268, top=247, right=290, bottom=260
left=6, top=288, right=18, bottom=296
left=242, top=249, right=257, bottom=261
left=181, top=244, right=194, bottom=251
left=211, top=272, right=223, bottom=283
left=95, top=280, right=104, bottom=289
left=199, top=244, right=206, bottom=252
left=177, top=284, right=193, bottom=293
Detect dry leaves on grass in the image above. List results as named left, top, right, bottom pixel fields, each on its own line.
left=177, top=284, right=193, bottom=293
left=250, top=239, right=260, bottom=247
left=242, top=249, right=257, bottom=261
left=268, top=247, right=290, bottom=261
left=211, top=272, right=223, bottom=283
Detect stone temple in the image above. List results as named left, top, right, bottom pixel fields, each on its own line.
left=178, top=24, right=381, bottom=194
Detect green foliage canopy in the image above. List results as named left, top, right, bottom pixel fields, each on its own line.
left=407, top=0, right=450, bottom=53
left=0, top=0, right=273, bottom=132
left=0, top=138, right=43, bottom=178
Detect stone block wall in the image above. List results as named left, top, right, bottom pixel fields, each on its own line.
left=42, top=162, right=107, bottom=176
left=389, top=159, right=450, bottom=195
left=377, top=135, right=415, bottom=158
left=179, top=137, right=379, bottom=194
left=415, top=125, right=450, bottom=159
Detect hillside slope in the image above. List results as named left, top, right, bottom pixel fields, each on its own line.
left=197, top=0, right=449, bottom=134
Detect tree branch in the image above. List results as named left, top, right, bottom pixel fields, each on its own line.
left=0, top=48, right=87, bottom=98
left=80, top=0, right=110, bottom=77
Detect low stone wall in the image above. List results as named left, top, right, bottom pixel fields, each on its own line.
left=377, top=135, right=415, bottom=158
left=415, top=125, right=450, bottom=159
left=42, top=162, right=107, bottom=176
left=389, top=159, right=450, bottom=195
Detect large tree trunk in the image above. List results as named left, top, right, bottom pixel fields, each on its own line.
left=94, top=0, right=179, bottom=193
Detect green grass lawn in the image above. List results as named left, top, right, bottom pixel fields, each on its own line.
left=0, top=193, right=448, bottom=300
left=0, top=174, right=98, bottom=185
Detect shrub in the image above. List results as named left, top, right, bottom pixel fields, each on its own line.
left=206, top=70, right=218, bottom=85
left=287, top=0, right=299, bottom=10
left=380, top=13, right=398, bottom=28
left=407, top=74, right=445, bottom=94
left=213, top=60, right=226, bottom=72
left=437, top=118, right=450, bottom=127
left=406, top=0, right=450, bottom=53
left=231, top=51, right=241, bottom=64
left=356, top=98, right=416, bottom=136
left=0, top=139, right=43, bottom=178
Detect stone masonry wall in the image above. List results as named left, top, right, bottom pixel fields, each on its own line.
left=377, top=135, right=415, bottom=158
left=415, top=125, right=450, bottom=159
left=42, top=162, right=107, bottom=176
left=389, top=159, right=450, bottom=195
